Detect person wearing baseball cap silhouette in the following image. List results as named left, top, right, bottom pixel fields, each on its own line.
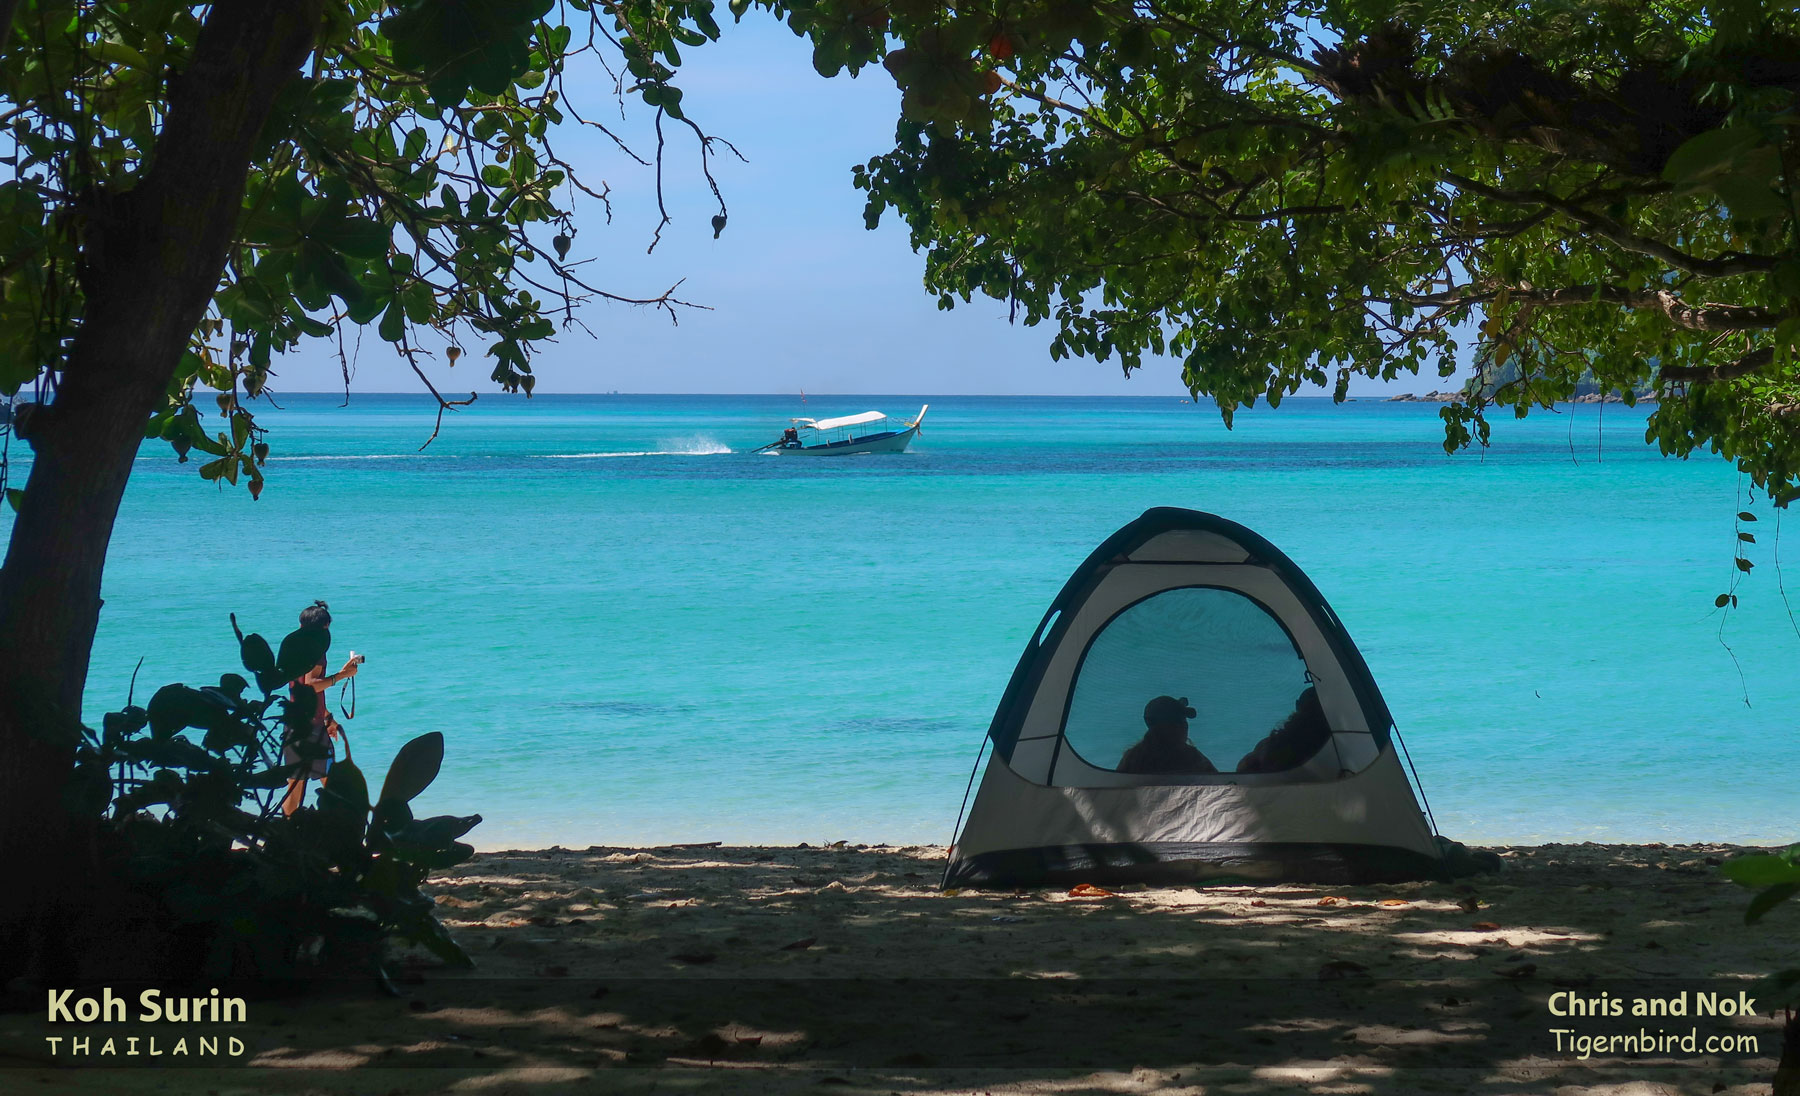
left=1117, top=695, right=1218, bottom=775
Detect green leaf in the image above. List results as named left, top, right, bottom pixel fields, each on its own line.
left=239, top=632, right=282, bottom=692
left=120, top=734, right=219, bottom=772
left=101, top=706, right=148, bottom=743
left=274, top=627, right=329, bottom=682
left=378, top=299, right=407, bottom=343
left=1760, top=967, right=1800, bottom=1010
left=245, top=766, right=297, bottom=790
left=396, top=813, right=483, bottom=848
left=318, top=758, right=371, bottom=821
left=1710, top=172, right=1790, bottom=221
left=146, top=683, right=225, bottom=736
left=379, top=732, right=445, bottom=806
left=370, top=798, right=414, bottom=846
left=386, top=838, right=476, bottom=869
left=1721, top=853, right=1800, bottom=888
left=1662, top=127, right=1765, bottom=190
left=313, top=216, right=391, bottom=261
left=401, top=281, right=435, bottom=325
left=294, top=241, right=364, bottom=307
left=1746, top=882, right=1800, bottom=924
left=406, top=912, right=475, bottom=968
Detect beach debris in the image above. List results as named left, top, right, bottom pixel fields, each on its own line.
left=670, top=950, right=717, bottom=965
left=1317, top=896, right=1347, bottom=906
left=1249, top=899, right=1267, bottom=907
left=1067, top=883, right=1116, bottom=899
left=1457, top=895, right=1482, bottom=912
left=941, top=888, right=963, bottom=897
left=990, top=915, right=1025, bottom=924
left=1472, top=921, right=1502, bottom=931
left=780, top=937, right=817, bottom=951
left=737, top=1035, right=764, bottom=1047
left=1317, top=959, right=1368, bottom=980
left=1380, top=899, right=1409, bottom=907
left=1496, top=961, right=1537, bottom=979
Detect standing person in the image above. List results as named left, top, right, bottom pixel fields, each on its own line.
left=280, top=600, right=362, bottom=816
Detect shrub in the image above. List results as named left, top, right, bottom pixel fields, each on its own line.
left=66, top=614, right=481, bottom=988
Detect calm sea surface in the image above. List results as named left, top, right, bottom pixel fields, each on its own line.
left=16, top=393, right=1800, bottom=849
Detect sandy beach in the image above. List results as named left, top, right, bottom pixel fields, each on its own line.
left=5, top=841, right=1793, bottom=1095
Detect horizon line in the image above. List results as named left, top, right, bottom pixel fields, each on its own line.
left=190, top=390, right=1413, bottom=399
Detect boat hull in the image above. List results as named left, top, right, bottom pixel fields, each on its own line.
left=774, top=426, right=918, bottom=455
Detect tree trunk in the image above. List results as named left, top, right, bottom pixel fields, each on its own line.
left=1777, top=1009, right=1800, bottom=1096
left=0, top=0, right=322, bottom=979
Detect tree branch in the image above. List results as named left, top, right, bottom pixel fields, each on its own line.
left=1660, top=346, right=1777, bottom=383
left=1390, top=284, right=1787, bottom=331
left=1442, top=172, right=1779, bottom=278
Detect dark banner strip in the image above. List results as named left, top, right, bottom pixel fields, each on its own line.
left=1, top=978, right=1779, bottom=1071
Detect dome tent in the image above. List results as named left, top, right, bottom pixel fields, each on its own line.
left=945, top=508, right=1449, bottom=887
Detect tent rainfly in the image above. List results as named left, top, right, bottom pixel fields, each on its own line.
left=945, top=508, right=1450, bottom=887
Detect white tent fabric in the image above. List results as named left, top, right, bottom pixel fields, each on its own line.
left=945, top=508, right=1444, bottom=887
left=952, top=749, right=1438, bottom=879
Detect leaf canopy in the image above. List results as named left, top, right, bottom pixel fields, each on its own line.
left=725, top=0, right=1800, bottom=501
left=1, top=0, right=732, bottom=486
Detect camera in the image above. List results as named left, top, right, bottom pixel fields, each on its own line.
left=350, top=651, right=367, bottom=665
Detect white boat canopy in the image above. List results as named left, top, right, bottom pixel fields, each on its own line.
left=800, top=411, right=887, bottom=432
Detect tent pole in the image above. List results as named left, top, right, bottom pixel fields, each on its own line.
left=1392, top=721, right=1440, bottom=837
left=941, top=734, right=990, bottom=887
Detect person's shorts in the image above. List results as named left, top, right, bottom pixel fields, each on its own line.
left=283, top=732, right=334, bottom=778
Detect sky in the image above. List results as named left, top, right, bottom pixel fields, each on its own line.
left=272, top=16, right=1457, bottom=399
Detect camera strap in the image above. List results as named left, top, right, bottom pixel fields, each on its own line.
left=337, top=675, right=356, bottom=722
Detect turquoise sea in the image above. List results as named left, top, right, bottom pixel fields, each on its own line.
left=23, top=393, right=1800, bottom=850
